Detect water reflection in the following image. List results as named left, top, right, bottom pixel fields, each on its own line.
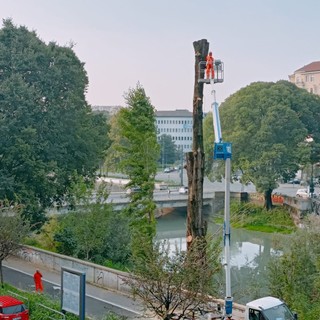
left=156, top=208, right=282, bottom=304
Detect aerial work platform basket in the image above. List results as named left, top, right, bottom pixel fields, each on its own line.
left=198, top=59, right=224, bottom=84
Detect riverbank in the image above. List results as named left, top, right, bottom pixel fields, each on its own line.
left=215, top=202, right=297, bottom=234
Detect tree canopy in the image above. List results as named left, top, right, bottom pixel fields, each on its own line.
left=268, top=217, right=320, bottom=318
left=109, top=83, right=160, bottom=253
left=205, top=80, right=320, bottom=208
left=0, top=19, right=109, bottom=225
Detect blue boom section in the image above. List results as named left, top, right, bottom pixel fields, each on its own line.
left=214, top=142, right=232, bottom=160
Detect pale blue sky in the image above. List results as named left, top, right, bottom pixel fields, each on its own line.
left=1, top=0, right=319, bottom=111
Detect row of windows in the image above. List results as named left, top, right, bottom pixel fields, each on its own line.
left=173, top=136, right=192, bottom=141
left=158, top=136, right=192, bottom=141
left=157, top=119, right=192, bottom=125
left=158, top=127, right=192, bottom=133
left=176, top=144, right=192, bottom=150
left=296, top=75, right=315, bottom=83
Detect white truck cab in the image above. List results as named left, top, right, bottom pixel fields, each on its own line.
left=245, top=296, right=297, bottom=320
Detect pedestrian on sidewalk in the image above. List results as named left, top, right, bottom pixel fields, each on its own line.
left=33, top=269, right=43, bottom=292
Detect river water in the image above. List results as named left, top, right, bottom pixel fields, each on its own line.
left=155, top=207, right=283, bottom=305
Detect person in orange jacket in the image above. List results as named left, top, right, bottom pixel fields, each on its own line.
left=206, top=51, right=215, bottom=79
left=33, top=269, right=44, bottom=292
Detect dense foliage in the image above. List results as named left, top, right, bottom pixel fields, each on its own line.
left=52, top=183, right=131, bottom=266
left=204, top=81, right=320, bottom=208
left=227, top=202, right=296, bottom=234
left=109, top=84, right=160, bottom=255
left=268, top=217, right=320, bottom=318
left=0, top=19, right=109, bottom=226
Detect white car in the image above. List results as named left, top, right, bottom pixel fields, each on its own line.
left=296, top=188, right=309, bottom=198
left=179, top=186, right=188, bottom=194
left=126, top=187, right=141, bottom=194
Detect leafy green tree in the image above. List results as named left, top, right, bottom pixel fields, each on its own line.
left=0, top=204, right=30, bottom=286
left=268, top=217, right=320, bottom=318
left=54, top=183, right=131, bottom=264
left=104, top=111, right=124, bottom=174
left=111, top=84, right=160, bottom=255
left=210, top=81, right=320, bottom=209
left=0, top=19, right=109, bottom=225
left=54, top=205, right=131, bottom=264
left=158, top=134, right=178, bottom=166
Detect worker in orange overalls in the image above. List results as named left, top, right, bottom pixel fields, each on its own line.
left=206, top=51, right=215, bottom=79
left=33, top=269, right=44, bottom=292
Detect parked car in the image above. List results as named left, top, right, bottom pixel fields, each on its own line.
left=296, top=188, right=309, bottom=198
left=0, top=295, right=29, bottom=320
left=158, top=184, right=168, bottom=190
left=179, top=186, right=188, bottom=194
left=164, top=168, right=173, bottom=173
left=126, top=186, right=141, bottom=194
left=288, top=178, right=301, bottom=184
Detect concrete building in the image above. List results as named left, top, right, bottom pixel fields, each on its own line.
left=91, top=105, right=122, bottom=116
left=288, top=61, right=320, bottom=95
left=155, top=109, right=193, bottom=152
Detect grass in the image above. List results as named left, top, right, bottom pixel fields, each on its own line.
left=215, top=202, right=297, bottom=234
left=0, top=283, right=126, bottom=319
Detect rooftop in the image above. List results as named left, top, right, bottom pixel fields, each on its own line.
left=156, top=109, right=192, bottom=117
left=295, top=61, right=320, bottom=73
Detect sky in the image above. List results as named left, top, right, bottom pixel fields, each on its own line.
left=1, top=0, right=320, bottom=112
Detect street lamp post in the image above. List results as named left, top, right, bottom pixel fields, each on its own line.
left=310, top=163, right=315, bottom=197
left=305, top=135, right=315, bottom=197
left=180, top=146, right=184, bottom=186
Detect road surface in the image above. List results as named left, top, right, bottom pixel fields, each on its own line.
left=3, top=257, right=147, bottom=320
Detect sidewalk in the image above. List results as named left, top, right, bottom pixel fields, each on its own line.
left=3, top=255, right=146, bottom=319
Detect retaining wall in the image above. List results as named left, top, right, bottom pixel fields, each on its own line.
left=17, top=245, right=131, bottom=294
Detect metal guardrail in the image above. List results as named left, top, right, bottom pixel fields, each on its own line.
left=37, top=303, right=66, bottom=320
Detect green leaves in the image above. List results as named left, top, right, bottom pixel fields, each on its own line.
left=0, top=20, right=109, bottom=226
left=268, top=218, right=320, bottom=318
left=205, top=80, right=320, bottom=206
left=109, top=84, right=160, bottom=249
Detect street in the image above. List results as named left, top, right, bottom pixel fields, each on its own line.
left=155, top=169, right=320, bottom=198
left=3, top=258, right=146, bottom=320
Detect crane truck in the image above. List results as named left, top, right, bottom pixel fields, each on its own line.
left=199, top=53, right=297, bottom=320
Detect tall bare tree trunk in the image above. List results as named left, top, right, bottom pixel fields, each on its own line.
left=186, top=39, right=209, bottom=250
